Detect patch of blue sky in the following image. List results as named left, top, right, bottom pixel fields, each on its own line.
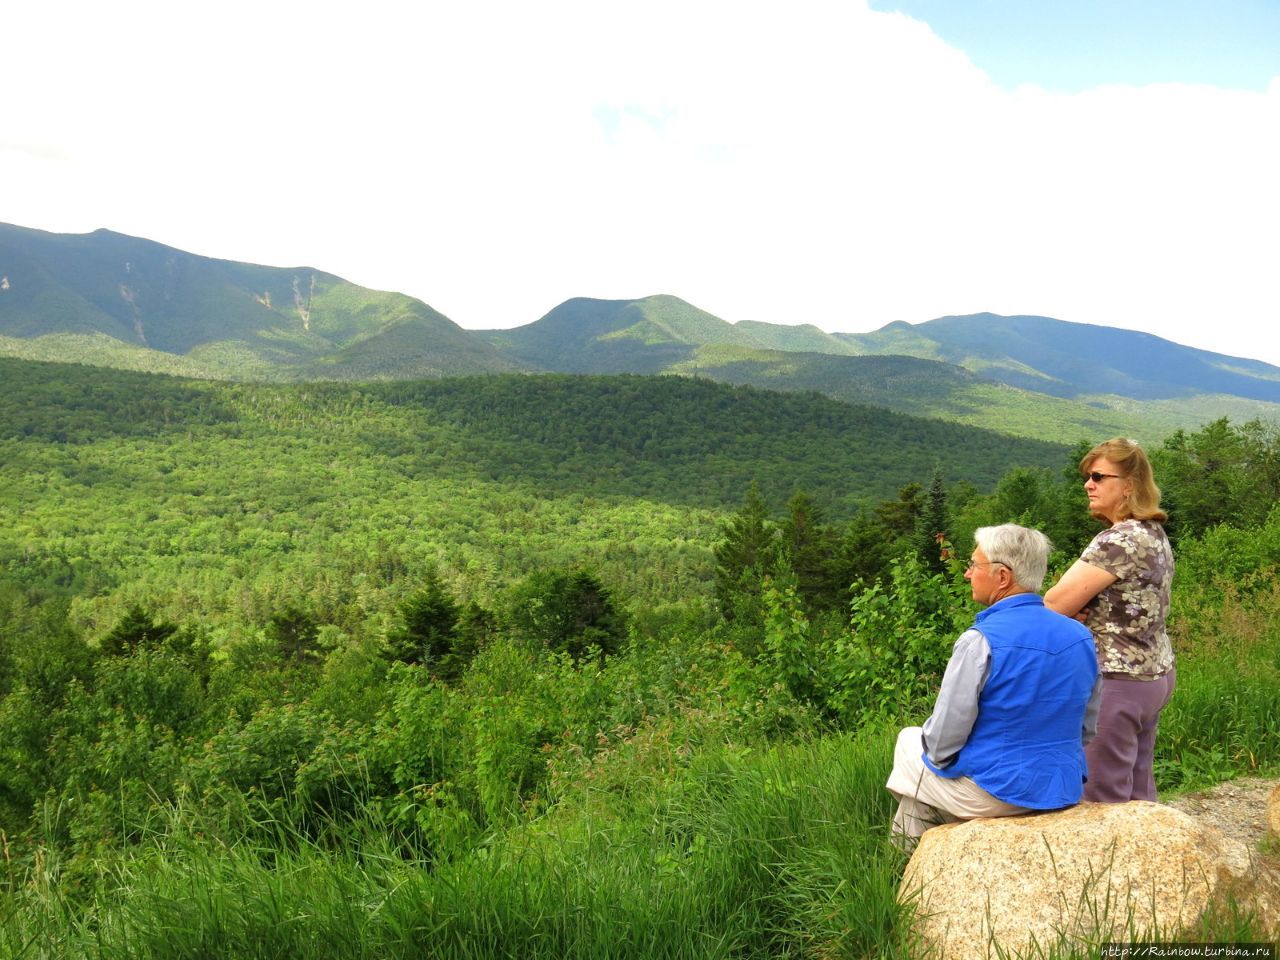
left=868, top=0, right=1280, bottom=92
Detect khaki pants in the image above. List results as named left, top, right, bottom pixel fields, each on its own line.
left=885, top=727, right=1031, bottom=840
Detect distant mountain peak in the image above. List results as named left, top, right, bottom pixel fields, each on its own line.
left=7, top=222, right=1279, bottom=435
left=0, top=221, right=522, bottom=380
left=863, top=312, right=1280, bottom=401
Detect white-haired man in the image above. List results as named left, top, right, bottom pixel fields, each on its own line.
left=886, top=523, right=1102, bottom=841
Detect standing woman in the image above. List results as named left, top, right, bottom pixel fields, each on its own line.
left=1044, top=438, right=1175, bottom=803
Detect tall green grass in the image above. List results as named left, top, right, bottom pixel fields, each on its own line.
left=6, top=720, right=1269, bottom=959
left=1157, top=579, right=1280, bottom=791
left=0, top=730, right=916, bottom=960
left=3, top=671, right=1274, bottom=959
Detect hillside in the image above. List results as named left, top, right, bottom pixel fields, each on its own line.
left=482, top=297, right=1280, bottom=443
left=7, top=223, right=1280, bottom=443
left=476, top=295, right=753, bottom=373
left=0, top=357, right=1065, bottom=520
left=0, top=223, right=522, bottom=380
left=838, top=313, right=1280, bottom=402
left=2, top=359, right=1277, bottom=958
left=0, top=354, right=1067, bottom=645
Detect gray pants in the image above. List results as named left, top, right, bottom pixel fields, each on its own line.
left=1083, top=668, right=1176, bottom=803
left=885, top=727, right=1031, bottom=840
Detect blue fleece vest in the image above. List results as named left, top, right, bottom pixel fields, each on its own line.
left=922, top=593, right=1098, bottom=809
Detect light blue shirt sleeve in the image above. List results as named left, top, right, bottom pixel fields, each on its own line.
left=921, top=628, right=990, bottom=769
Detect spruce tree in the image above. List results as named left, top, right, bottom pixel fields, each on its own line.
left=914, top=467, right=950, bottom=576
left=780, top=490, right=841, bottom=613
left=713, top=482, right=777, bottom=620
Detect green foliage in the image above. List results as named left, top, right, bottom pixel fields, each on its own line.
left=190, top=700, right=372, bottom=835
left=97, top=603, right=179, bottom=657
left=1, top=359, right=1077, bottom=645
left=363, top=667, right=470, bottom=845
left=0, top=603, right=97, bottom=825
left=760, top=574, right=828, bottom=709
left=0, top=223, right=519, bottom=381
left=838, top=506, right=904, bottom=593
left=951, top=451, right=1100, bottom=563
left=779, top=491, right=843, bottom=614
left=0, top=731, right=916, bottom=960
left=488, top=295, right=1280, bottom=444
left=873, top=482, right=924, bottom=540
left=384, top=573, right=474, bottom=682
left=827, top=554, right=973, bottom=725
left=2, top=353, right=1279, bottom=955
left=41, top=642, right=210, bottom=853
left=712, top=482, right=777, bottom=623
left=0, top=356, right=233, bottom=443
left=369, top=372, right=1068, bottom=513
left=1156, top=588, right=1280, bottom=790
left=505, top=569, right=627, bottom=662
left=261, top=602, right=324, bottom=665
left=1156, top=417, right=1280, bottom=540
left=1171, top=504, right=1280, bottom=609
left=8, top=221, right=1280, bottom=446
left=913, top=466, right=950, bottom=576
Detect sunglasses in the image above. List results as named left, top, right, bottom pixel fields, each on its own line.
left=1084, top=471, right=1122, bottom=483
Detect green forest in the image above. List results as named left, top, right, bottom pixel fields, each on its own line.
left=1, top=357, right=1279, bottom=957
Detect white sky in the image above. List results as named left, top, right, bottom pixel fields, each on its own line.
left=4, top=1, right=1279, bottom=365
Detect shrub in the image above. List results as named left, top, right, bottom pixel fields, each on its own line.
left=826, top=554, right=972, bottom=726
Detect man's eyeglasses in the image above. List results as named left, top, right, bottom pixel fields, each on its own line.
left=965, top=559, right=1008, bottom=572
left=1084, top=471, right=1121, bottom=483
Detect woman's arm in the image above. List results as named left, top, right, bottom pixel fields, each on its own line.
left=1044, top=560, right=1117, bottom=618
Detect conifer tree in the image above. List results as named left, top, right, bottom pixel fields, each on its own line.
left=713, top=482, right=777, bottom=620
left=386, top=572, right=462, bottom=678
left=914, top=467, right=950, bottom=576
left=780, top=490, right=842, bottom=613
left=506, top=569, right=626, bottom=662
left=99, top=605, right=178, bottom=657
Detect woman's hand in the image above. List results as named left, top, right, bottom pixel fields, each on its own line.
left=1044, top=560, right=1118, bottom=619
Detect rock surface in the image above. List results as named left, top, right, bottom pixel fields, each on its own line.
left=900, top=801, right=1280, bottom=960
left=1166, top=776, right=1279, bottom=852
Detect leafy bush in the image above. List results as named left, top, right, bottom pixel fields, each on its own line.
left=826, top=554, right=972, bottom=725
left=188, top=700, right=374, bottom=838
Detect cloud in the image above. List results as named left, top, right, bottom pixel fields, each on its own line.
left=3, top=1, right=1278, bottom=362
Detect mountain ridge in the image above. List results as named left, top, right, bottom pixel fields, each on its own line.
left=0, top=222, right=522, bottom=380
left=477, top=295, right=1280, bottom=440
left=5, top=222, right=1279, bottom=443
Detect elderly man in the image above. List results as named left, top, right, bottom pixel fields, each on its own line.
left=886, top=523, right=1102, bottom=841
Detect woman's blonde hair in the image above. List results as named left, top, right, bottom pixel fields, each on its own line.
left=1081, top=437, right=1167, bottom=524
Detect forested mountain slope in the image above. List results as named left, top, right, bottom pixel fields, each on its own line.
left=0, top=357, right=1065, bottom=516
left=481, top=297, right=1280, bottom=442
left=837, top=312, right=1280, bottom=402
left=7, top=223, right=1278, bottom=444
left=476, top=295, right=749, bottom=373
left=0, top=223, right=522, bottom=380
left=0, top=355, right=1065, bottom=641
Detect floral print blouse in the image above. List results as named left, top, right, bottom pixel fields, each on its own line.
left=1080, top=519, right=1175, bottom=680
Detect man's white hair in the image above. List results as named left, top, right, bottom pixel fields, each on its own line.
left=973, top=524, right=1053, bottom=593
